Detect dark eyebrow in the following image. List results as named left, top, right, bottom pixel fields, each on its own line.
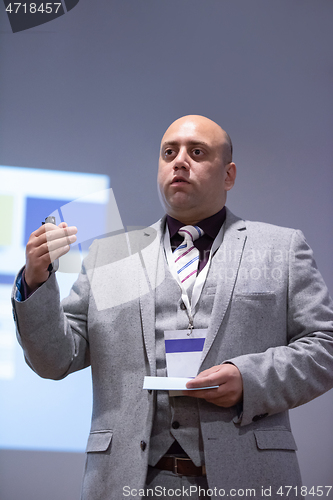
left=161, top=140, right=210, bottom=149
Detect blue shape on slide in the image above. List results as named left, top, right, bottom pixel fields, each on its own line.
left=24, top=197, right=107, bottom=247
left=24, top=198, right=70, bottom=246
left=60, top=199, right=107, bottom=245
left=0, top=274, right=16, bottom=285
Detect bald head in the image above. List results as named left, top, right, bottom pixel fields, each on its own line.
left=157, top=115, right=236, bottom=225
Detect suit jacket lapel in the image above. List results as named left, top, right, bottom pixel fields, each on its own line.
left=200, top=209, right=247, bottom=365
left=136, top=219, right=165, bottom=376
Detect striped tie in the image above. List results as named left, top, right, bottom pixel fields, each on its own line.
left=174, top=225, right=204, bottom=289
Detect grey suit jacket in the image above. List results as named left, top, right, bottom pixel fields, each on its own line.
left=12, top=209, right=333, bottom=499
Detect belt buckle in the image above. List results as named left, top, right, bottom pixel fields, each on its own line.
left=173, top=456, right=191, bottom=475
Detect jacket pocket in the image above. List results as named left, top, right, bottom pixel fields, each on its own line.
left=254, top=429, right=297, bottom=451
left=86, top=430, right=113, bottom=453
left=234, top=292, right=276, bottom=301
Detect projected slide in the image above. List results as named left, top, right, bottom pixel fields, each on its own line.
left=0, top=165, right=121, bottom=451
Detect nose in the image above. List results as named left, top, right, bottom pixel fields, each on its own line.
left=173, top=147, right=190, bottom=171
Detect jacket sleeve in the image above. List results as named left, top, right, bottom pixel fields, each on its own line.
left=11, top=241, right=99, bottom=380
left=227, top=230, right=333, bottom=426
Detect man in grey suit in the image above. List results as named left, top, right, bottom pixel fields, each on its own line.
left=13, top=115, right=333, bottom=499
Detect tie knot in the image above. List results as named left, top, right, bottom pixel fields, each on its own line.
left=178, top=225, right=204, bottom=242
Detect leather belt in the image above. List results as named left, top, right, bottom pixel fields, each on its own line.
left=155, top=456, right=206, bottom=477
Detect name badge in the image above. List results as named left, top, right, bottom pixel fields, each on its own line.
left=164, top=328, right=208, bottom=378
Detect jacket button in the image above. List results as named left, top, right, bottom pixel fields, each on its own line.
left=172, top=421, right=180, bottom=429
left=252, top=413, right=268, bottom=422
left=140, top=440, right=147, bottom=451
left=180, top=302, right=186, bottom=310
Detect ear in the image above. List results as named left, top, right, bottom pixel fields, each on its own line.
left=224, top=162, right=236, bottom=191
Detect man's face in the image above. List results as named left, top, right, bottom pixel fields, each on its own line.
left=157, top=115, right=236, bottom=224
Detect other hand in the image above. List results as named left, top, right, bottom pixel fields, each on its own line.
left=184, top=363, right=243, bottom=407
left=25, top=222, right=77, bottom=292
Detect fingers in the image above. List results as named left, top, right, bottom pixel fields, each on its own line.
left=185, top=387, right=220, bottom=401
left=39, top=223, right=77, bottom=249
left=184, top=364, right=243, bottom=407
left=28, top=225, right=77, bottom=263
left=33, top=222, right=77, bottom=241
left=25, top=222, right=77, bottom=291
left=45, top=228, right=77, bottom=255
left=186, top=366, right=223, bottom=388
left=184, top=386, right=239, bottom=407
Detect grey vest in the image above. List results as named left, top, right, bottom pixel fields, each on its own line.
left=148, top=244, right=217, bottom=467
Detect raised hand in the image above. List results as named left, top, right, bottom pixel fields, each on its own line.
left=25, top=221, right=77, bottom=292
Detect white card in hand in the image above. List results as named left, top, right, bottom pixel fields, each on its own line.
left=143, top=376, right=218, bottom=391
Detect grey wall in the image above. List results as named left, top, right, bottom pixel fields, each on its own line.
left=1, top=1, right=332, bottom=498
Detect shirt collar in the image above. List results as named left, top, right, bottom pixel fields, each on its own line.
left=166, top=206, right=226, bottom=240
